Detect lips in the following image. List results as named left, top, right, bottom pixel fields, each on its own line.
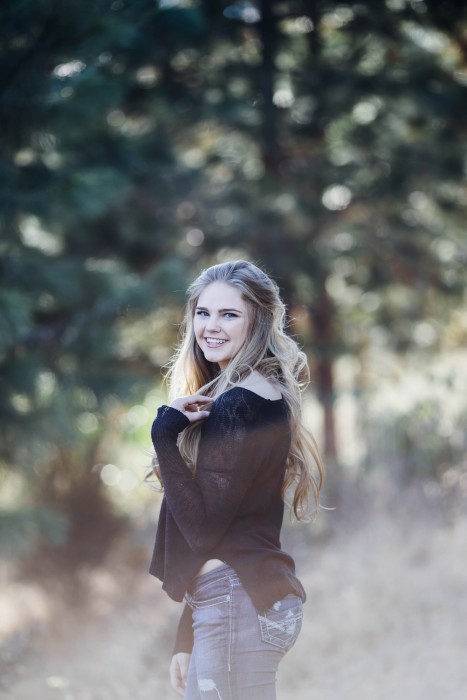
left=205, top=337, right=228, bottom=348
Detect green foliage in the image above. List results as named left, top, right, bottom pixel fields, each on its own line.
left=366, top=396, right=467, bottom=483
left=0, top=506, right=69, bottom=558
left=0, top=1, right=195, bottom=551
left=1, top=0, right=466, bottom=554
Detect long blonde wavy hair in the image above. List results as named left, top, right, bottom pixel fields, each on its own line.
left=153, top=259, right=324, bottom=520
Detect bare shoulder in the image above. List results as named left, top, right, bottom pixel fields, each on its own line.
left=238, top=371, right=283, bottom=401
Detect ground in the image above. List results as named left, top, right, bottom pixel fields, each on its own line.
left=1, top=487, right=466, bottom=700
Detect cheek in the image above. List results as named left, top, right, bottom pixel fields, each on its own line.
left=235, top=320, right=248, bottom=345
left=193, top=317, right=203, bottom=336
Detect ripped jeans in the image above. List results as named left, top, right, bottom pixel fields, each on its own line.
left=184, top=564, right=303, bottom=700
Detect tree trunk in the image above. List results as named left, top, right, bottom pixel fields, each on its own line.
left=258, top=0, right=284, bottom=174
left=309, top=275, right=338, bottom=461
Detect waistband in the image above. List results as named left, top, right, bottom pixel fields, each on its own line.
left=187, top=562, right=238, bottom=594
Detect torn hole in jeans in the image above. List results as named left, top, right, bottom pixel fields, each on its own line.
left=198, top=678, right=223, bottom=699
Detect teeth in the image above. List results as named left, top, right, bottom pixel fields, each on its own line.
left=206, top=338, right=227, bottom=346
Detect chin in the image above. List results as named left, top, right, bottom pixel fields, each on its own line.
left=205, top=352, right=231, bottom=367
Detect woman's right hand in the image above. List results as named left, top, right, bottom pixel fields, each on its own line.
left=170, top=394, right=212, bottom=423
left=170, top=652, right=191, bottom=696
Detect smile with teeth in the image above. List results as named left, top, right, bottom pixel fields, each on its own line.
left=205, top=337, right=228, bottom=347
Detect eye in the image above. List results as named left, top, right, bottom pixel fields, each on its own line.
left=224, top=312, right=238, bottom=318
left=195, top=310, right=209, bottom=317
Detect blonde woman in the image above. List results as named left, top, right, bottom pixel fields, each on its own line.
left=150, top=260, right=324, bottom=699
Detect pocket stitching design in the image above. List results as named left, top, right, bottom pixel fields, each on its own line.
left=189, top=593, right=231, bottom=610
left=258, top=599, right=303, bottom=649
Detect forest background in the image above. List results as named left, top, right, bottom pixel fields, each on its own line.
left=1, top=1, right=466, bottom=699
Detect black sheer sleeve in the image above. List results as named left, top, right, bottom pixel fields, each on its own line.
left=151, top=392, right=269, bottom=555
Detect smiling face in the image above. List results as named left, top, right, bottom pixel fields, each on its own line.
left=193, top=281, right=248, bottom=370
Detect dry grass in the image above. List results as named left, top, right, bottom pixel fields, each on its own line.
left=279, top=493, right=467, bottom=700
left=1, top=489, right=466, bottom=700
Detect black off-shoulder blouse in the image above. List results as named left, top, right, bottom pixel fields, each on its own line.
left=150, top=386, right=306, bottom=653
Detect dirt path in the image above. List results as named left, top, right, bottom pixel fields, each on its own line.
left=1, top=499, right=466, bottom=700
left=280, top=502, right=467, bottom=700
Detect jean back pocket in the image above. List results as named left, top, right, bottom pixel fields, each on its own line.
left=258, top=595, right=303, bottom=650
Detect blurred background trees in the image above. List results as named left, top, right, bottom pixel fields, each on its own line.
left=1, top=0, right=466, bottom=563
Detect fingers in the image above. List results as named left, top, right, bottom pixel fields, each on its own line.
left=169, top=657, right=184, bottom=696
left=183, top=394, right=213, bottom=410
left=170, top=653, right=191, bottom=697
left=170, top=394, right=213, bottom=422
left=187, top=393, right=213, bottom=403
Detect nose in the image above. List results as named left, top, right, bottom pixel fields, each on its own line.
left=206, top=316, right=221, bottom=332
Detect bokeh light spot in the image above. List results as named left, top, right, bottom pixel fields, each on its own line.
left=100, top=464, right=120, bottom=486
left=322, top=185, right=352, bottom=211
left=186, top=229, right=205, bottom=246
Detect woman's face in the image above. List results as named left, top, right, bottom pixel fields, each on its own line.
left=194, top=281, right=248, bottom=370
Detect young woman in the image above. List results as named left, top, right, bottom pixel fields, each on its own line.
left=150, top=260, right=324, bottom=699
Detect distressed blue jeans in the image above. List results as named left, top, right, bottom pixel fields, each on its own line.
left=184, top=564, right=303, bottom=700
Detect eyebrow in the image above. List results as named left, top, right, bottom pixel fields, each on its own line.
left=195, top=306, right=243, bottom=314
